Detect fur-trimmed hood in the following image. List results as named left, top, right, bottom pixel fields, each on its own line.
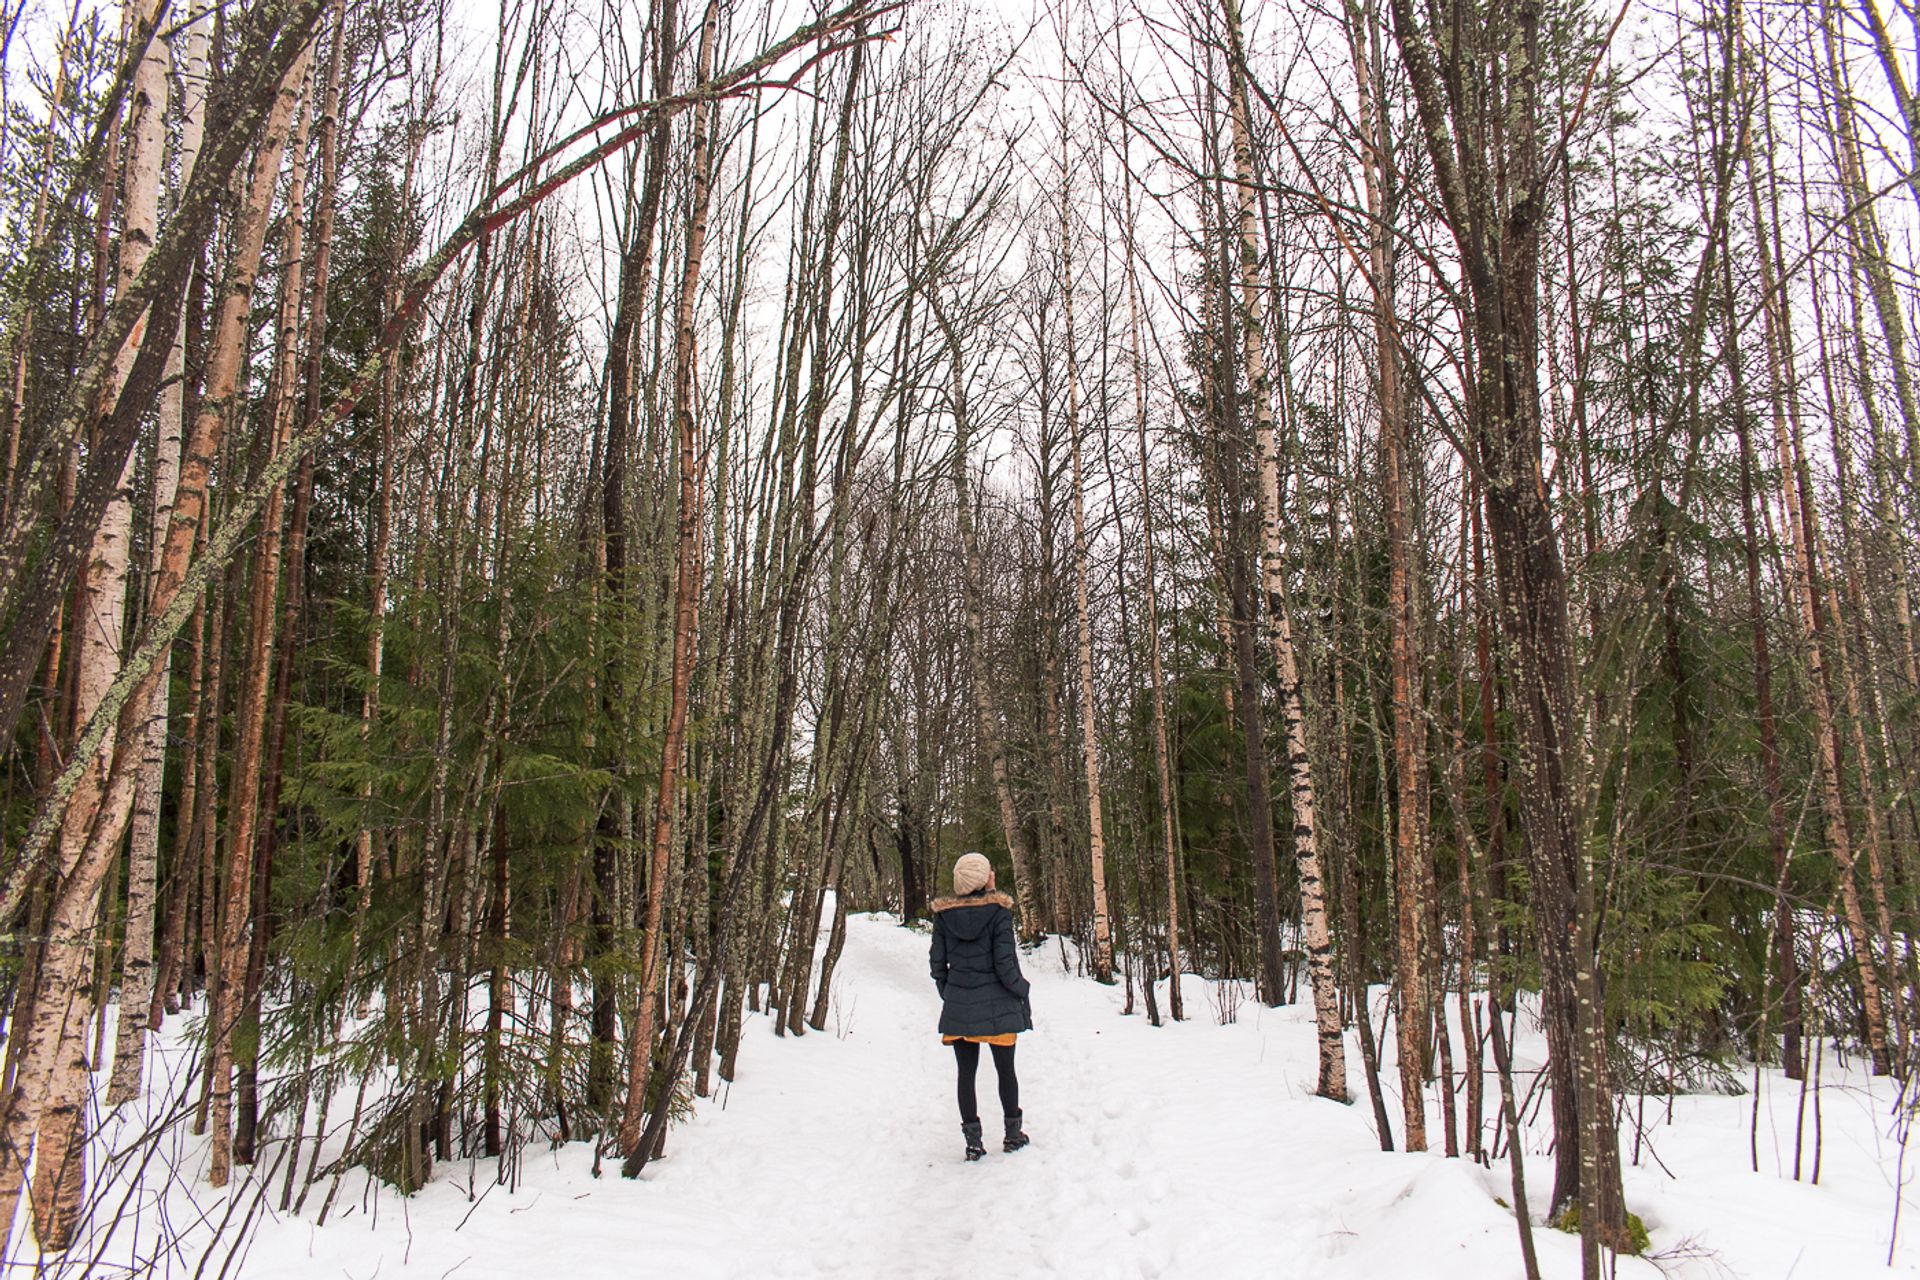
left=930, top=890, right=1014, bottom=914
left=930, top=890, right=1014, bottom=942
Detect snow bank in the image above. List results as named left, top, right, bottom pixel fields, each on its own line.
left=19, top=910, right=1917, bottom=1278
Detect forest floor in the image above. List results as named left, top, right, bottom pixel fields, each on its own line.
left=43, top=909, right=1920, bottom=1278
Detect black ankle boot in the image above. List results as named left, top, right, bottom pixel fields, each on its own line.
left=962, top=1120, right=986, bottom=1161
left=1002, top=1111, right=1029, bottom=1153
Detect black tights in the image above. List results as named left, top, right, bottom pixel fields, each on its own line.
left=953, top=1040, right=1019, bottom=1124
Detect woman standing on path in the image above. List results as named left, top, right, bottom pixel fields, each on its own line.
left=929, top=852, right=1033, bottom=1161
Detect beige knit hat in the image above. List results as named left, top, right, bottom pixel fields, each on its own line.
left=952, top=852, right=993, bottom=895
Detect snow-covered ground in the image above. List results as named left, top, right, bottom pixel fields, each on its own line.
left=26, top=910, right=1920, bottom=1278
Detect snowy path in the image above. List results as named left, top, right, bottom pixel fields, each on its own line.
left=191, top=912, right=1915, bottom=1278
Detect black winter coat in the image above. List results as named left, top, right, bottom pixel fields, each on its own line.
left=929, top=890, right=1033, bottom=1037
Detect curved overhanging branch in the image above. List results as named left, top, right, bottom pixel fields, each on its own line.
left=0, top=0, right=902, bottom=928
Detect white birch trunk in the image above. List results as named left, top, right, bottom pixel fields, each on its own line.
left=9, top=9, right=170, bottom=1249
left=1224, top=0, right=1346, bottom=1101
left=1058, top=95, right=1114, bottom=984
left=109, top=0, right=205, bottom=1106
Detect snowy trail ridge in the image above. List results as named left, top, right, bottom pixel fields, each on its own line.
left=142, top=912, right=1916, bottom=1278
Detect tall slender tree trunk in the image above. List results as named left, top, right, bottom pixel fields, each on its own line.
left=592, top=0, right=679, bottom=1117
left=239, top=2, right=344, bottom=1160
left=1120, top=151, right=1181, bottom=1019
left=1344, top=0, right=1426, bottom=1144
left=933, top=298, right=1043, bottom=938
left=1743, top=104, right=1893, bottom=1077
left=342, top=25, right=420, bottom=1021
left=109, top=0, right=204, bottom=1106
left=1223, top=0, right=1344, bottom=1102
left=1058, top=103, right=1114, bottom=983
left=1727, top=247, right=1800, bottom=1077
left=619, top=0, right=720, bottom=1160
left=209, top=57, right=315, bottom=1187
